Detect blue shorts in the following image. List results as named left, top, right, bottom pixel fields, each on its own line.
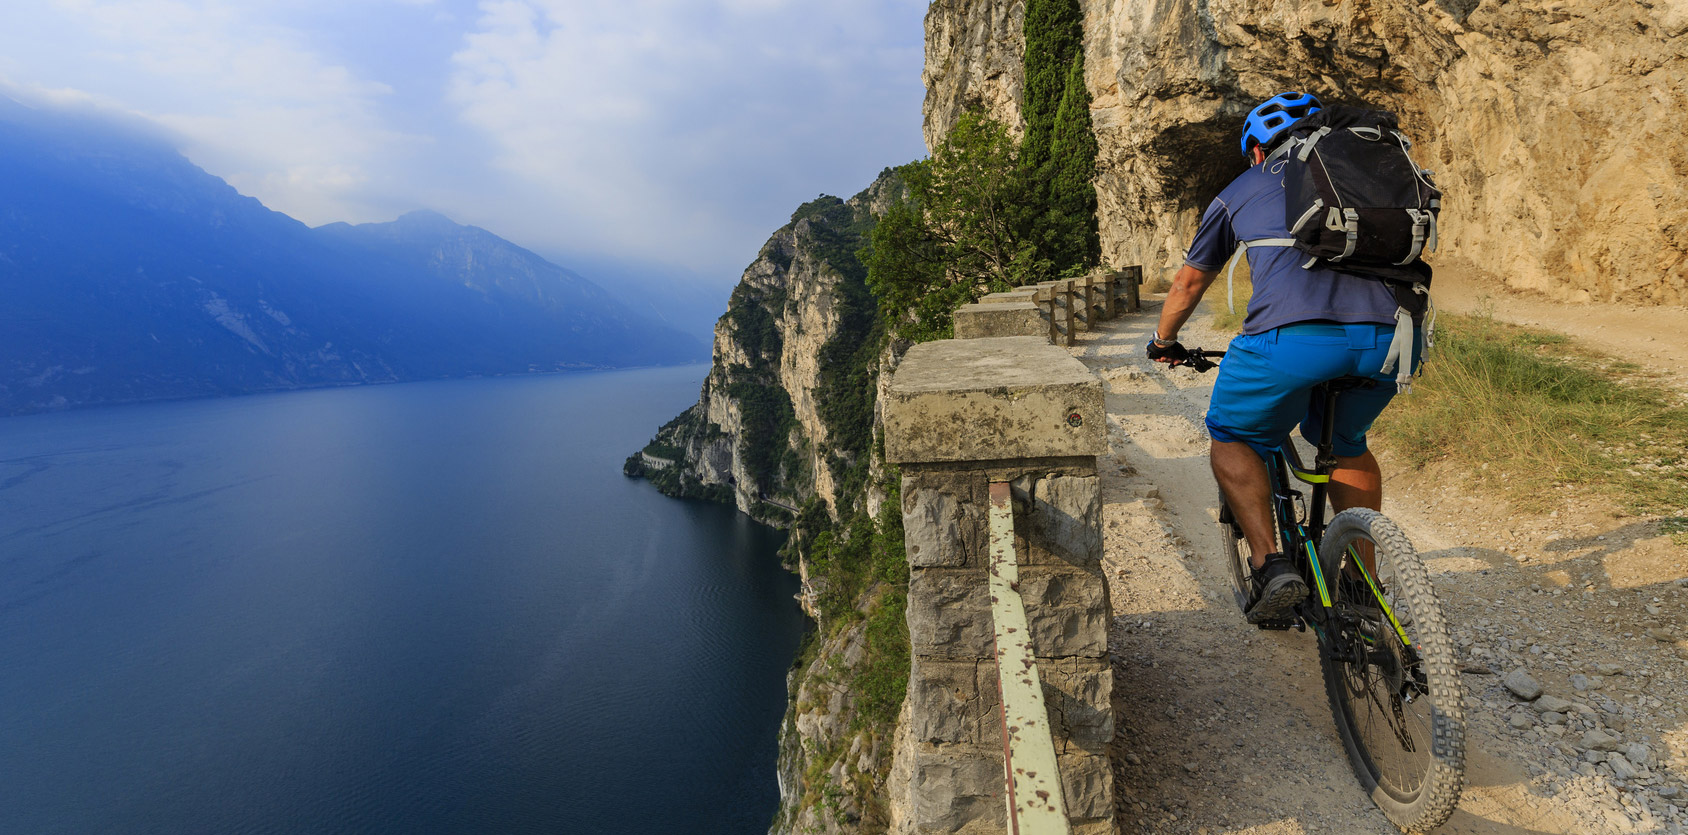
left=1205, top=323, right=1421, bottom=459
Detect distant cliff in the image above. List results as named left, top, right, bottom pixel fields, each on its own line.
left=924, top=0, right=1688, bottom=303
left=633, top=173, right=903, bottom=524
left=631, top=171, right=912, bottom=833
left=0, top=97, right=700, bottom=415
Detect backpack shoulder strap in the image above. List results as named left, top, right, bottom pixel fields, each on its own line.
left=1223, top=238, right=1298, bottom=314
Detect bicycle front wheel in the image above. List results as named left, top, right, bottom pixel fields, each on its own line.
left=1318, top=508, right=1465, bottom=833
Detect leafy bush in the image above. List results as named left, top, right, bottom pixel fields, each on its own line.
left=863, top=114, right=1044, bottom=342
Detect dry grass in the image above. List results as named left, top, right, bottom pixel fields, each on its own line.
left=1205, top=257, right=1252, bottom=333
left=1370, top=313, right=1688, bottom=515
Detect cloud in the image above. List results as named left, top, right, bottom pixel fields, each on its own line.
left=0, top=0, right=433, bottom=225
left=446, top=0, right=927, bottom=275
left=1, top=0, right=929, bottom=279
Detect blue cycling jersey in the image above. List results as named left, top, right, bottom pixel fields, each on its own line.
left=1185, top=161, right=1401, bottom=335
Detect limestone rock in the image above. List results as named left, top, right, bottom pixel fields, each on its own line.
left=1582, top=728, right=1624, bottom=752
left=651, top=171, right=907, bottom=531
left=923, top=0, right=1688, bottom=303
left=1503, top=668, right=1544, bottom=701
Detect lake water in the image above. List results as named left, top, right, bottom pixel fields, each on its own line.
left=0, top=366, right=806, bottom=834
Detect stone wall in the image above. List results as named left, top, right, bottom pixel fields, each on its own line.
left=883, top=337, right=1114, bottom=834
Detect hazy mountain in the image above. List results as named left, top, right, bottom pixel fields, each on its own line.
left=0, top=97, right=702, bottom=415
left=544, top=252, right=737, bottom=343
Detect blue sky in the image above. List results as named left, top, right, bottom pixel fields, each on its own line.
left=0, top=0, right=930, bottom=282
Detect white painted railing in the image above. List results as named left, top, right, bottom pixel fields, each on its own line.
left=986, top=481, right=1070, bottom=835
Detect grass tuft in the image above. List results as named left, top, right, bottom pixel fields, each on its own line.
left=1371, top=313, right=1688, bottom=514
left=1205, top=257, right=1252, bottom=333
left=1662, top=518, right=1688, bottom=547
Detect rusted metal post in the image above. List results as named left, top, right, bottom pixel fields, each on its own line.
left=1041, top=286, right=1059, bottom=345
left=988, top=481, right=1071, bottom=835
left=1080, top=278, right=1093, bottom=337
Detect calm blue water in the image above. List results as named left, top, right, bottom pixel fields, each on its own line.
left=0, top=366, right=806, bottom=835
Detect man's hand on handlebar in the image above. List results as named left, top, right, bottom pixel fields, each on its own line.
left=1147, top=339, right=1223, bottom=373
left=1146, top=336, right=1189, bottom=365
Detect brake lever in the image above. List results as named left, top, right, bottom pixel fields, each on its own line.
left=1182, top=349, right=1225, bottom=373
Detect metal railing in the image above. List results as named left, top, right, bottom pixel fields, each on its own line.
left=986, top=481, right=1070, bottom=834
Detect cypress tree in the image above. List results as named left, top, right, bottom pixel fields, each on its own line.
left=1047, top=53, right=1101, bottom=270
left=1020, top=0, right=1084, bottom=173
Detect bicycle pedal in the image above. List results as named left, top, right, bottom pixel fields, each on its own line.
left=1254, top=618, right=1296, bottom=631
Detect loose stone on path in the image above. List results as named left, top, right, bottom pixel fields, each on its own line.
left=1504, top=668, right=1544, bottom=700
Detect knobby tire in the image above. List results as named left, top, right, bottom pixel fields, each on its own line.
left=1217, top=491, right=1255, bottom=614
left=1318, top=508, right=1466, bottom=833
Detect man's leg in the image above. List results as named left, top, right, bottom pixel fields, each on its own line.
left=1211, top=439, right=1276, bottom=566
left=1328, top=450, right=1381, bottom=512
left=1330, top=450, right=1383, bottom=575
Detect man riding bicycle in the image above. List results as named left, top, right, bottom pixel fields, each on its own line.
left=1146, top=92, right=1425, bottom=625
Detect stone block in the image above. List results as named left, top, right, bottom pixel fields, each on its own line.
left=1040, top=657, right=1114, bottom=753
left=1058, top=752, right=1115, bottom=822
left=910, top=750, right=1005, bottom=833
left=908, top=568, right=994, bottom=658
left=953, top=302, right=1048, bottom=340
left=910, top=659, right=989, bottom=744
left=978, top=289, right=1038, bottom=305
left=1011, top=473, right=1101, bottom=568
left=884, top=337, right=1104, bottom=465
left=901, top=472, right=986, bottom=568
left=1018, top=566, right=1110, bottom=658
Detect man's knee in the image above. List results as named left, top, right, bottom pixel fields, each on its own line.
left=1334, top=449, right=1380, bottom=474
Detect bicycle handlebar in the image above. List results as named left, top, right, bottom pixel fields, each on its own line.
left=1166, top=348, right=1224, bottom=373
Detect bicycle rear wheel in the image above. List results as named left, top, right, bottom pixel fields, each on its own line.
left=1318, top=508, right=1464, bottom=833
left=1216, top=490, right=1254, bottom=614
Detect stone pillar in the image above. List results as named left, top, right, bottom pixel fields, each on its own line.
left=952, top=301, right=1047, bottom=339
left=884, top=337, right=1114, bottom=835
left=977, top=289, right=1038, bottom=305
left=1121, top=265, right=1143, bottom=313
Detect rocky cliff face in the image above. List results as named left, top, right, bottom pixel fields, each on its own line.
left=633, top=170, right=911, bottom=833
left=925, top=0, right=1688, bottom=303
left=641, top=173, right=901, bottom=523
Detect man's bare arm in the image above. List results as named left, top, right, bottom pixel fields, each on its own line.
left=1154, top=264, right=1221, bottom=342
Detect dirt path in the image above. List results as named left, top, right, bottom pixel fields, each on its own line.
left=1432, top=260, right=1688, bottom=393
left=1074, top=301, right=1688, bottom=834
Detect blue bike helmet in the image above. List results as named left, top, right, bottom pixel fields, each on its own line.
left=1239, top=91, right=1322, bottom=157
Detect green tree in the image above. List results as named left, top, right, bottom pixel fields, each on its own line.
left=1047, top=53, right=1101, bottom=270
left=1021, top=0, right=1084, bottom=173
left=1021, top=0, right=1100, bottom=278
left=861, top=112, right=1045, bottom=342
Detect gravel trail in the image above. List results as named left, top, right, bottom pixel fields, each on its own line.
left=1076, top=299, right=1688, bottom=834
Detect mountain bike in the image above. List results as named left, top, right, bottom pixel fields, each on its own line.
left=1174, top=348, right=1466, bottom=833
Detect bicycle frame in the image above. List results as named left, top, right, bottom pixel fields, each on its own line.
left=1259, top=379, right=1414, bottom=654
left=1180, top=347, right=1412, bottom=648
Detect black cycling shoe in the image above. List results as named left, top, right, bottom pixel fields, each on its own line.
left=1246, top=553, right=1309, bottom=624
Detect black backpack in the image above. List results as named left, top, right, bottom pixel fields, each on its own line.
left=1235, top=105, right=1442, bottom=390
left=1274, top=105, right=1441, bottom=289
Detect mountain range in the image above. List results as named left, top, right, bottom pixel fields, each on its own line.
left=0, top=97, right=704, bottom=415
